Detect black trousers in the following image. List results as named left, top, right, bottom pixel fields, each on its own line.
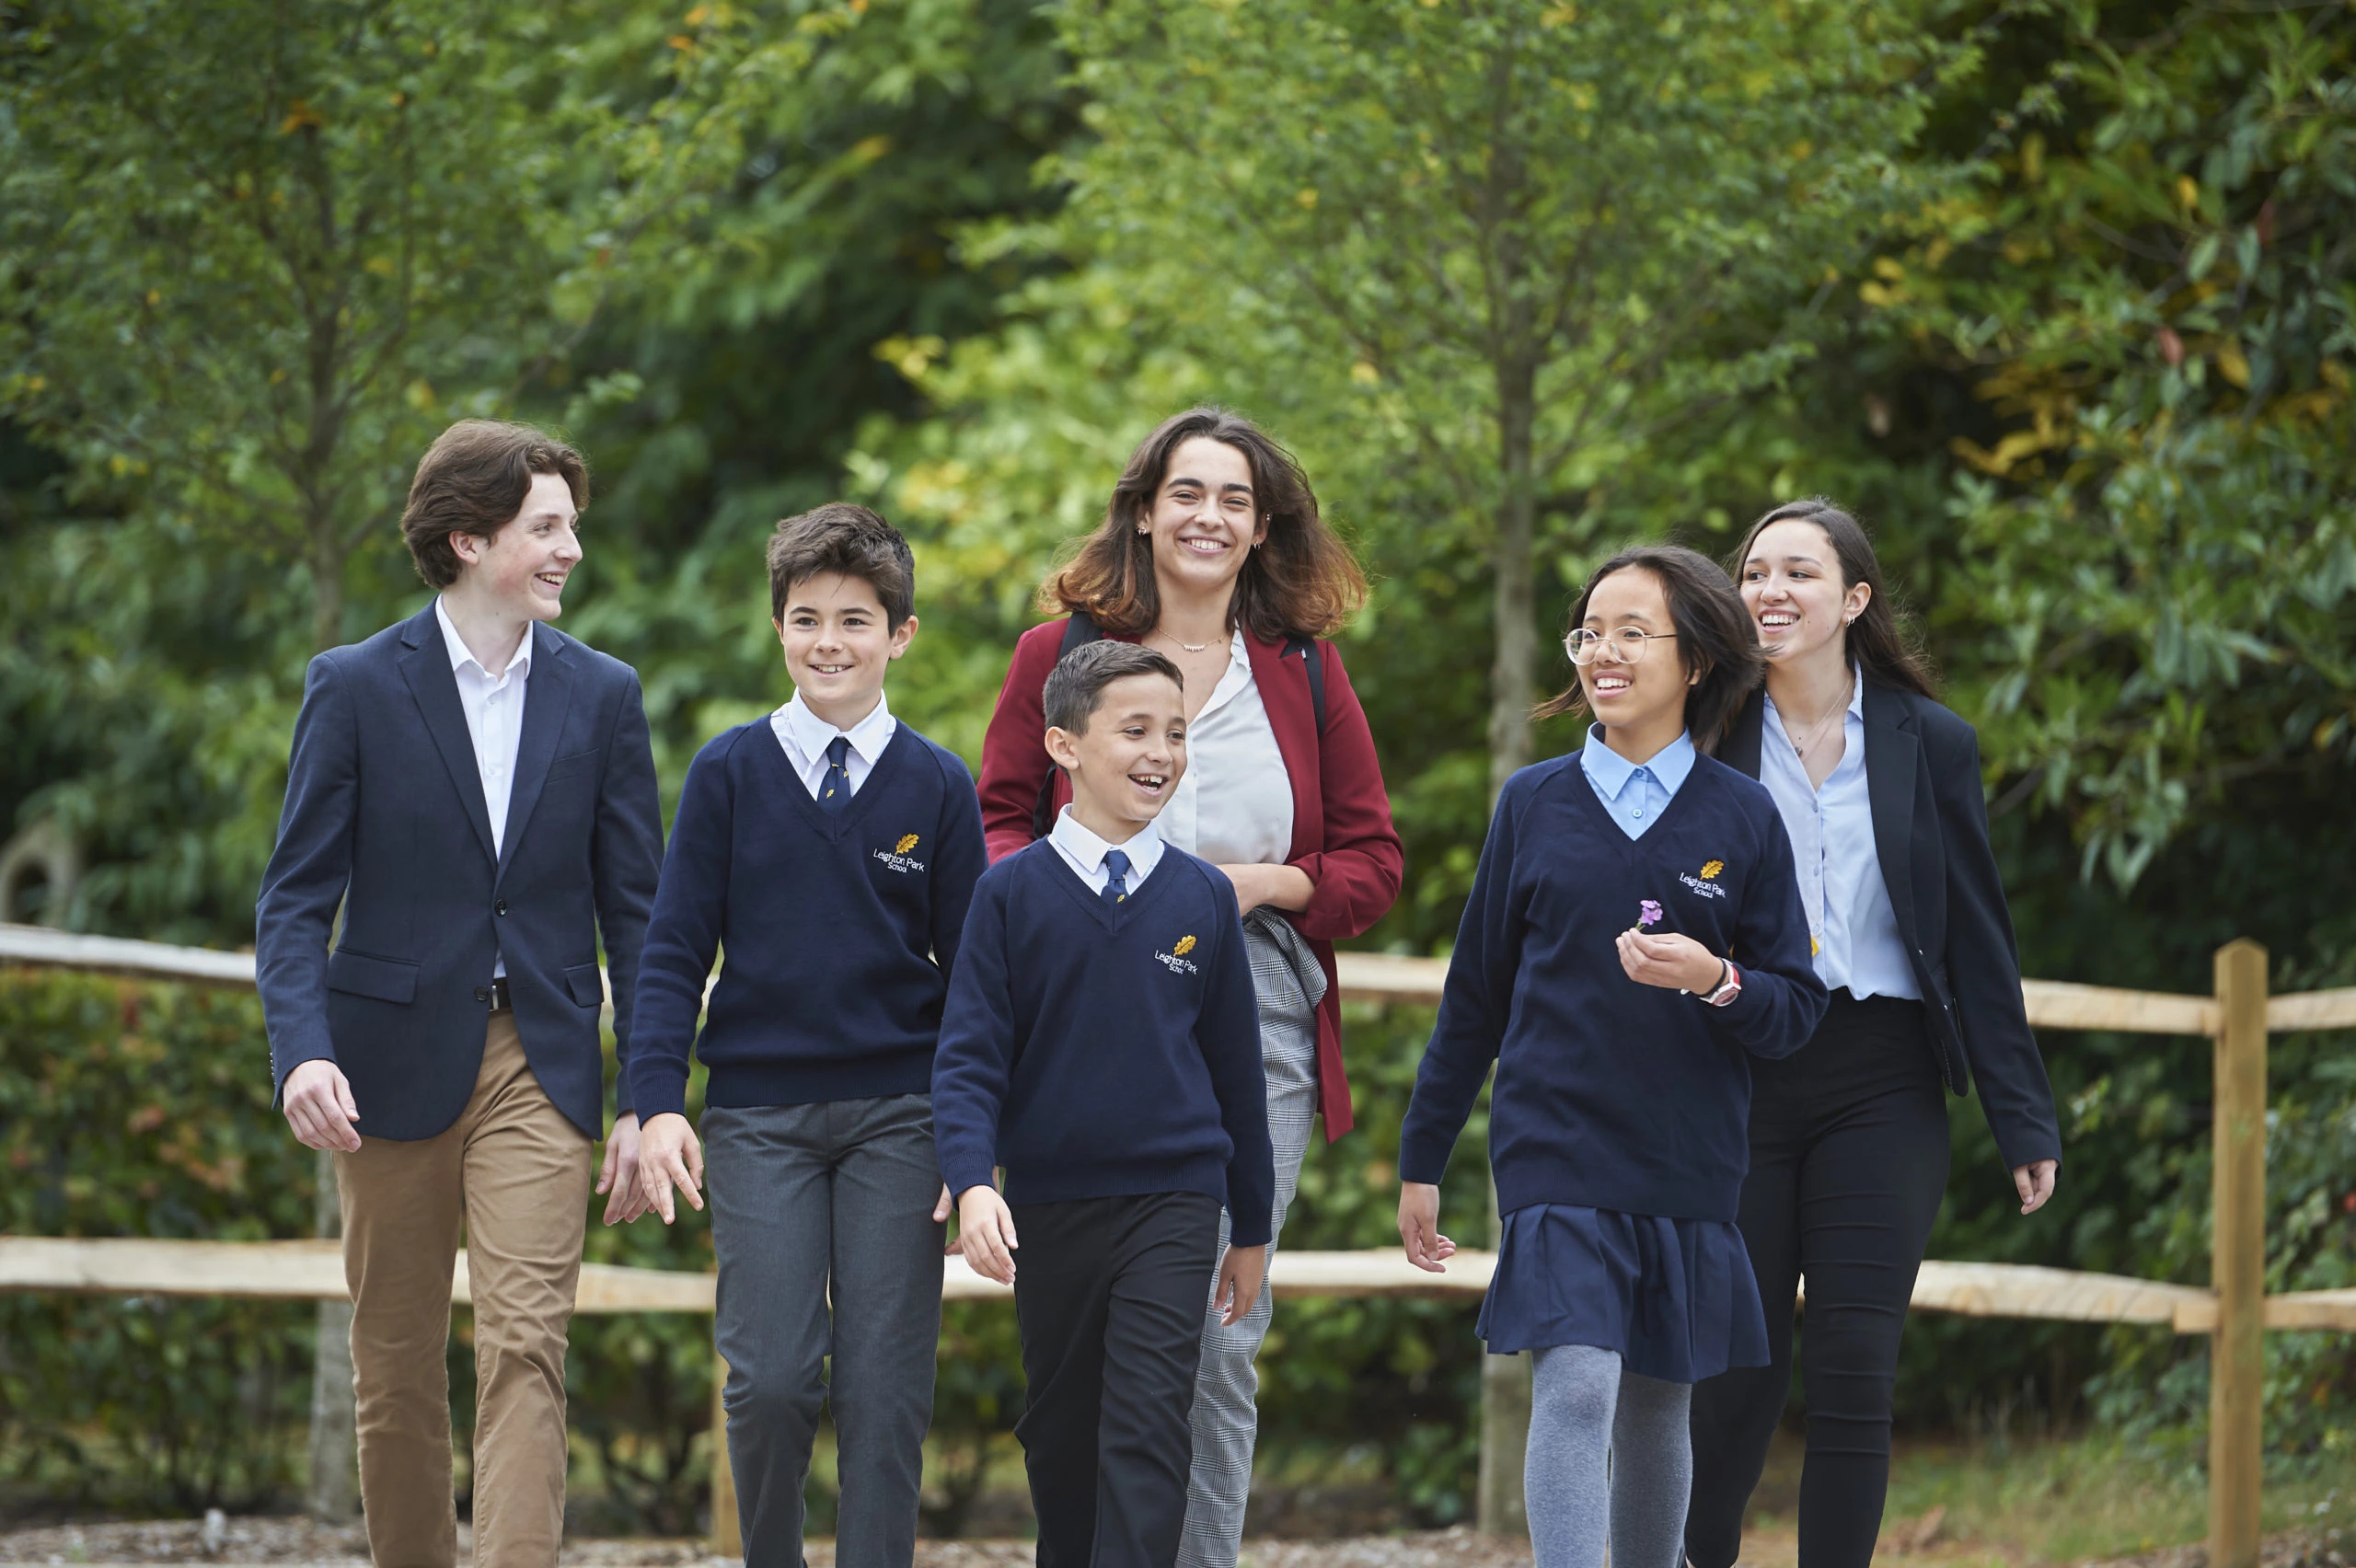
left=1688, top=992, right=1952, bottom=1568
left=1011, top=1191, right=1222, bottom=1568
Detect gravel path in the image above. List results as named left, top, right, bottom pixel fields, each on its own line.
left=0, top=1516, right=2345, bottom=1568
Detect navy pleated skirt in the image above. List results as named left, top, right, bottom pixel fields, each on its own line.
left=1475, top=1204, right=1771, bottom=1383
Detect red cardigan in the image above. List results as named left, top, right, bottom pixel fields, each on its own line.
left=976, top=618, right=1405, bottom=1139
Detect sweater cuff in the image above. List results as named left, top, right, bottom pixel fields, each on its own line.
left=629, top=1063, right=689, bottom=1124
left=1396, top=1129, right=1456, bottom=1187
left=941, top=1148, right=999, bottom=1199
left=1230, top=1212, right=1274, bottom=1249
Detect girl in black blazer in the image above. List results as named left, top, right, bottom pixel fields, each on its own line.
left=1685, top=499, right=2062, bottom=1568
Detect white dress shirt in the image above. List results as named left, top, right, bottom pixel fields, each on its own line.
left=1048, top=805, right=1167, bottom=896
left=769, top=689, right=898, bottom=800
left=434, top=596, right=532, bottom=978
left=1160, top=629, right=1295, bottom=868
left=1759, top=674, right=1919, bottom=1000
left=1577, top=725, right=1695, bottom=840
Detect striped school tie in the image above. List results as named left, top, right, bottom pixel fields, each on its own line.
left=1102, top=847, right=1132, bottom=908
left=820, top=735, right=852, bottom=813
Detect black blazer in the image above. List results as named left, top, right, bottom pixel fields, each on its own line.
left=1722, top=680, right=2062, bottom=1170
left=256, top=605, right=664, bottom=1142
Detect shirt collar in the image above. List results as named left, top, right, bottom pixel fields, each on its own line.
left=434, top=595, right=534, bottom=682
left=1580, top=724, right=1697, bottom=801
left=778, top=688, right=895, bottom=767
left=1049, top=804, right=1166, bottom=882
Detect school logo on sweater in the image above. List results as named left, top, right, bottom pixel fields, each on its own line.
left=1680, top=859, right=1729, bottom=899
left=872, top=833, right=927, bottom=875
left=1157, top=933, right=1200, bottom=975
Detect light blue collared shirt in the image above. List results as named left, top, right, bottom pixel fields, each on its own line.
left=1578, top=726, right=1696, bottom=840
left=1759, top=675, right=1919, bottom=1001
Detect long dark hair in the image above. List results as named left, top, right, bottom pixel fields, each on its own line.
left=1731, top=498, right=1937, bottom=698
left=1041, top=407, right=1369, bottom=640
left=1532, top=545, right=1763, bottom=754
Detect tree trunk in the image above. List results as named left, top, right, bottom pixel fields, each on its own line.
left=1485, top=361, right=1540, bottom=801
left=305, top=522, right=360, bottom=1520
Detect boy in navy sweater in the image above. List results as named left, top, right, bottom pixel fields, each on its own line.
left=933, top=640, right=1275, bottom=1568
left=631, top=503, right=986, bottom=1568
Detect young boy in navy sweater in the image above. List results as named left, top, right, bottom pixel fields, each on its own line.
left=933, top=640, right=1276, bottom=1568
left=630, top=503, right=986, bottom=1568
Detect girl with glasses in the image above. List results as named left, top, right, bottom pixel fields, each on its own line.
left=1396, top=545, right=1829, bottom=1568
left=1686, top=500, right=2062, bottom=1568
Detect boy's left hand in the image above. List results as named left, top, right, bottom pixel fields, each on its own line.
left=598, top=1113, right=648, bottom=1226
left=1213, top=1242, right=1267, bottom=1326
left=1615, top=928, right=1725, bottom=994
left=934, top=1184, right=961, bottom=1254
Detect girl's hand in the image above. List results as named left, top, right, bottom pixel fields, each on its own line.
left=1214, top=1243, right=1267, bottom=1326
left=1398, top=1181, right=1456, bottom=1274
left=2013, top=1159, right=2058, bottom=1216
left=957, top=1185, right=1020, bottom=1284
left=1615, top=928, right=1724, bottom=994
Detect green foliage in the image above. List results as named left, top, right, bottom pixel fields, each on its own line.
left=1867, top=0, right=2356, bottom=883
left=0, top=970, right=317, bottom=1511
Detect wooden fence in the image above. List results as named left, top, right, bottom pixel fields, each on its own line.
left=3, top=922, right=2353, bottom=1562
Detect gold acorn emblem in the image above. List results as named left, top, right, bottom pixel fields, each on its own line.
left=1700, top=859, right=1724, bottom=880
left=1172, top=935, right=1196, bottom=957
left=895, top=834, right=920, bottom=854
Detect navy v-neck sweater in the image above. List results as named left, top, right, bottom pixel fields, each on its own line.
left=626, top=718, right=987, bottom=1120
left=930, top=841, right=1277, bottom=1245
left=1398, top=751, right=1828, bottom=1223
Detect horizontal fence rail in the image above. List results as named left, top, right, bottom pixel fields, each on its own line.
left=5, top=921, right=2354, bottom=1563
left=8, top=1234, right=2356, bottom=1332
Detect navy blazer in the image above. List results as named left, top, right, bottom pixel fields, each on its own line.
left=256, top=604, right=664, bottom=1142
left=1723, top=680, right=2062, bottom=1171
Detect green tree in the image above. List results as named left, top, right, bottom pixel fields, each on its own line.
left=1048, top=0, right=1951, bottom=791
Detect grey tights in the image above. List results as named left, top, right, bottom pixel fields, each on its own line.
left=1524, top=1343, right=1693, bottom=1568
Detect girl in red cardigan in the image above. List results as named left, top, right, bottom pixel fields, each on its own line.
left=976, top=407, right=1403, bottom=1568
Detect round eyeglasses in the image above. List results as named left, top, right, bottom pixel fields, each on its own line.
left=1565, top=627, right=1674, bottom=665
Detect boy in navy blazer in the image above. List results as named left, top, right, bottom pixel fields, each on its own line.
left=630, top=504, right=987, bottom=1567
left=256, top=420, right=663, bottom=1568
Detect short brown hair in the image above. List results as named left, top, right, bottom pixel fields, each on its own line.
left=1041, top=408, right=1369, bottom=641
left=766, top=503, right=916, bottom=627
left=399, top=420, right=589, bottom=589
left=1533, top=545, right=1764, bottom=754
left=1042, top=640, right=1183, bottom=736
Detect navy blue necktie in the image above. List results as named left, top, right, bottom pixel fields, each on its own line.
left=820, top=735, right=853, bottom=813
left=1102, top=847, right=1132, bottom=908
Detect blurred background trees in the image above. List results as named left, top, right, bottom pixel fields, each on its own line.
left=4, top=0, right=2354, bottom=1529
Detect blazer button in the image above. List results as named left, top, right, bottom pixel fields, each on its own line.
left=473, top=986, right=491, bottom=1003
left=495, top=900, right=509, bottom=917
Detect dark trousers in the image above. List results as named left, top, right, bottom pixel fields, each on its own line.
left=705, top=1094, right=946, bottom=1568
left=1012, top=1192, right=1223, bottom=1568
left=1688, top=993, right=1952, bottom=1568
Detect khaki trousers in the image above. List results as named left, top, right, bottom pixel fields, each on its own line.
left=335, top=1012, right=592, bottom=1568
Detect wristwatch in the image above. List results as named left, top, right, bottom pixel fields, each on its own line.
left=1696, top=959, right=1742, bottom=1008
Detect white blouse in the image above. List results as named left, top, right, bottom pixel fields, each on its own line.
left=1161, top=630, right=1295, bottom=868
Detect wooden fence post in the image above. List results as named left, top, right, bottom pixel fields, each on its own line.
left=712, top=1347, right=740, bottom=1556
left=2210, top=940, right=2267, bottom=1568
left=1475, top=1169, right=1528, bottom=1537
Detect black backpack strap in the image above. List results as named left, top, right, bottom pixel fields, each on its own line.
left=1286, top=632, right=1326, bottom=736
left=1031, top=613, right=1103, bottom=841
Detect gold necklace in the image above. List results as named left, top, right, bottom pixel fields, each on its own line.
left=1781, top=674, right=1853, bottom=758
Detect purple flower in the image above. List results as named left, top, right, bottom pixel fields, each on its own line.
left=1638, top=900, right=1663, bottom=928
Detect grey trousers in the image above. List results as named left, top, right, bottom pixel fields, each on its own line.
left=704, top=1094, right=944, bottom=1568
left=1177, top=910, right=1325, bottom=1568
